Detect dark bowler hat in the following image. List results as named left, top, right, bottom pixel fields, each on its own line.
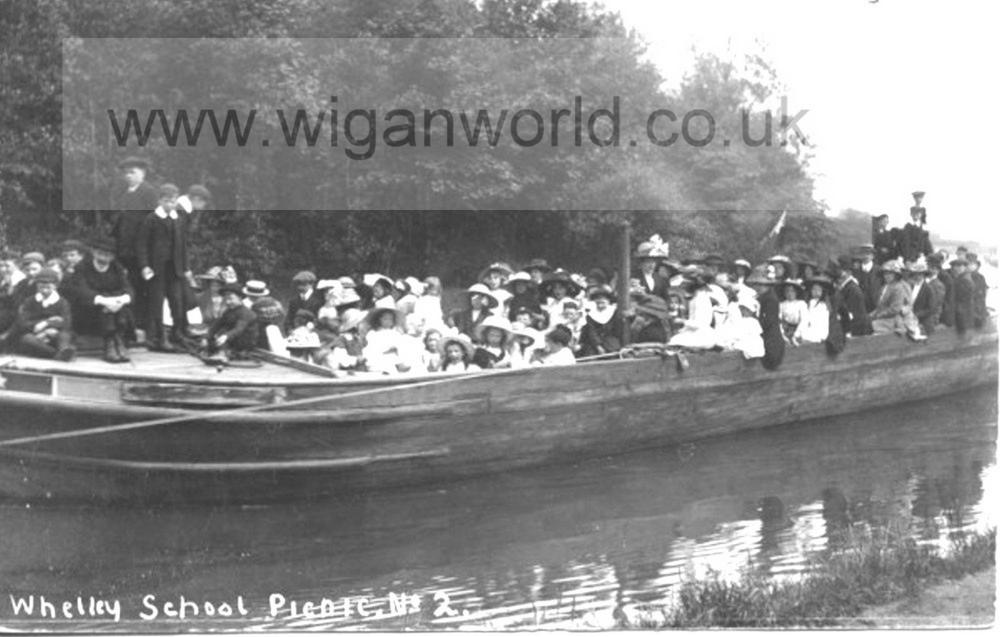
left=950, top=257, right=968, bottom=267
left=117, top=156, right=150, bottom=170
left=525, top=258, right=552, bottom=272
left=88, top=237, right=116, bottom=254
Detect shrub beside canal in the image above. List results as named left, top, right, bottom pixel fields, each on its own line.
left=618, top=527, right=996, bottom=628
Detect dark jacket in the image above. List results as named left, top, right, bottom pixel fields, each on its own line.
left=136, top=210, right=189, bottom=276
left=853, top=265, right=880, bottom=313
left=448, top=308, right=493, bottom=343
left=834, top=277, right=873, bottom=337
left=757, top=288, right=785, bottom=370
left=208, top=304, right=258, bottom=351
left=896, top=223, right=933, bottom=262
left=579, top=309, right=625, bottom=357
left=471, top=346, right=507, bottom=369
left=912, top=278, right=944, bottom=335
left=873, top=229, right=897, bottom=265
left=971, top=271, right=988, bottom=327
left=111, top=183, right=159, bottom=258
left=285, top=291, right=324, bottom=333
left=66, top=259, right=133, bottom=335
left=953, top=272, right=975, bottom=334
left=938, top=269, right=955, bottom=327
left=15, top=293, right=73, bottom=338
left=636, top=272, right=669, bottom=300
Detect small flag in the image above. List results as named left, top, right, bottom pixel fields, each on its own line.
left=767, top=210, right=787, bottom=237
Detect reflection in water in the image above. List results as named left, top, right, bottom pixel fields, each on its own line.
left=0, top=388, right=995, bottom=630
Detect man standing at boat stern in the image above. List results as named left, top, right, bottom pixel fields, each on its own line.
left=747, top=270, right=784, bottom=370
left=110, top=156, right=158, bottom=334
left=830, top=257, right=873, bottom=337
left=137, top=184, right=193, bottom=352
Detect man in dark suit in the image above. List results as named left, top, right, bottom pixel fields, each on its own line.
left=747, top=272, right=784, bottom=370
left=908, top=261, right=943, bottom=336
left=950, top=258, right=975, bottom=335
left=935, top=253, right=955, bottom=327
left=110, top=156, right=158, bottom=331
left=851, top=245, right=880, bottom=313
left=137, top=183, right=193, bottom=351
left=968, top=254, right=989, bottom=329
left=830, top=257, right=873, bottom=337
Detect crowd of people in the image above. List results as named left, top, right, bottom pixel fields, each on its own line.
left=0, top=159, right=991, bottom=374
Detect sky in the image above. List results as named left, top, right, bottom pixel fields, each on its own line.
left=600, top=0, right=997, bottom=242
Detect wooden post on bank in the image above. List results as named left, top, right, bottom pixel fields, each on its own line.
left=619, top=219, right=632, bottom=346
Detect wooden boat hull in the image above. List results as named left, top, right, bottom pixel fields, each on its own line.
left=0, top=327, right=996, bottom=503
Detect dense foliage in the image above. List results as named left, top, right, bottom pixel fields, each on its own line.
left=0, top=0, right=864, bottom=282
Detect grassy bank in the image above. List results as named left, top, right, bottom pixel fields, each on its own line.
left=619, top=527, right=995, bottom=628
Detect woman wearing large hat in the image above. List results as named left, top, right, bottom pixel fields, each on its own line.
left=667, top=273, right=718, bottom=350
left=794, top=276, right=833, bottom=345
left=524, top=258, right=553, bottom=286
left=504, top=271, right=541, bottom=322
left=361, top=305, right=416, bottom=374
left=871, top=259, right=925, bottom=340
left=507, top=325, right=542, bottom=369
left=448, top=283, right=499, bottom=342
left=579, top=285, right=624, bottom=357
left=471, top=315, right=513, bottom=369
left=634, top=242, right=669, bottom=299
left=778, top=279, right=807, bottom=344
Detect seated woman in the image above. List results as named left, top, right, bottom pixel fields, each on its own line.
left=204, top=284, right=258, bottom=360
left=437, top=334, right=481, bottom=372
left=778, top=279, right=807, bottom=344
left=795, top=277, right=832, bottom=344
left=871, top=260, right=924, bottom=340
left=505, top=271, right=542, bottom=323
left=667, top=273, right=717, bottom=350
left=578, top=285, right=624, bottom=357
left=715, top=294, right=765, bottom=359
left=68, top=237, right=134, bottom=363
left=539, top=269, right=582, bottom=328
left=13, top=267, right=76, bottom=361
left=531, top=324, right=577, bottom=366
left=243, top=280, right=286, bottom=350
left=472, top=315, right=513, bottom=369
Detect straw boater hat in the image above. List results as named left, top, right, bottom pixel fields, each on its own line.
left=504, top=271, right=536, bottom=291
left=473, top=315, right=513, bottom=343
left=437, top=333, right=476, bottom=358
left=634, top=242, right=657, bottom=260
left=339, top=308, right=368, bottom=332
left=767, top=254, right=792, bottom=265
left=539, top=269, right=582, bottom=298
left=195, top=266, right=224, bottom=282
left=464, top=283, right=500, bottom=308
left=242, top=280, right=270, bottom=297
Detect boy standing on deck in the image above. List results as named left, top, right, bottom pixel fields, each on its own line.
left=111, top=156, right=158, bottom=332
left=137, top=184, right=194, bottom=352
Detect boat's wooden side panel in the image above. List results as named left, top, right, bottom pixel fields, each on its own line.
left=0, top=328, right=995, bottom=503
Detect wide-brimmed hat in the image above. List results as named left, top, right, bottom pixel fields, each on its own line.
left=473, top=315, right=513, bottom=343
left=539, top=269, right=582, bottom=298
left=804, top=275, right=834, bottom=292
left=33, top=268, right=60, bottom=285
left=339, top=308, right=368, bottom=332
left=732, top=259, right=752, bottom=274
left=880, top=260, right=903, bottom=275
left=587, top=284, right=617, bottom=302
left=116, top=155, right=150, bottom=170
left=88, top=237, right=115, bottom=254
left=797, top=259, right=820, bottom=272
left=362, top=273, right=394, bottom=291
left=478, top=261, right=514, bottom=280
left=338, top=276, right=357, bottom=289
left=292, top=270, right=317, bottom=284
left=510, top=325, right=541, bottom=347
left=635, top=242, right=658, bottom=260
left=187, top=184, right=212, bottom=201
left=404, top=276, right=425, bottom=296
left=780, top=278, right=805, bottom=292
left=504, top=271, right=536, bottom=291
left=524, top=258, right=553, bottom=273
left=905, top=260, right=928, bottom=274
left=219, top=283, right=245, bottom=298
left=316, top=279, right=340, bottom=291
left=746, top=265, right=779, bottom=286
left=366, top=306, right=403, bottom=329
left=242, top=280, right=270, bottom=297
left=703, top=254, right=725, bottom=266
left=767, top=254, right=792, bottom=264
left=464, top=283, right=500, bottom=308
left=195, top=266, right=224, bottom=281
left=335, top=287, right=362, bottom=307
left=438, top=333, right=476, bottom=358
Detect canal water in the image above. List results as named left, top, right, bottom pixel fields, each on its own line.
left=0, top=387, right=995, bottom=631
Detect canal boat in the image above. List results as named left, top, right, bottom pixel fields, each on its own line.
left=0, top=323, right=995, bottom=503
